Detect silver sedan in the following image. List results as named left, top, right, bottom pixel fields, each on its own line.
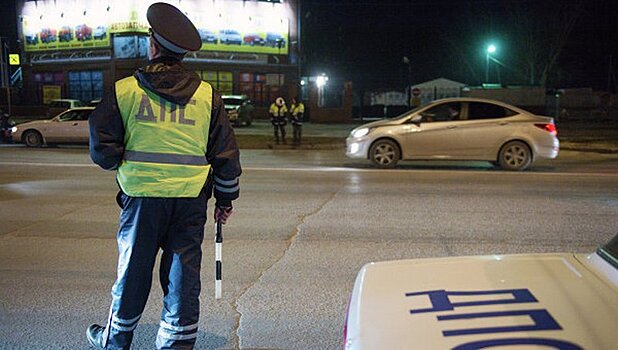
left=12, top=107, right=95, bottom=147
left=346, top=98, right=559, bottom=170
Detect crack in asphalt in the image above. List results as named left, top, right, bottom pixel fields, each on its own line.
left=229, top=186, right=342, bottom=349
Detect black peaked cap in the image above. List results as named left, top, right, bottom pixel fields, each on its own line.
left=147, top=2, right=201, bottom=52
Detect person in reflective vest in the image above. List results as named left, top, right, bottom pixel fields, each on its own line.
left=289, top=97, right=305, bottom=146
left=269, top=96, right=288, bottom=144
left=86, top=3, right=241, bottom=349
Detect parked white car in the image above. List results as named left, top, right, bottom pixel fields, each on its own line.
left=222, top=95, right=254, bottom=127
left=344, top=234, right=618, bottom=349
left=47, top=98, right=85, bottom=118
left=13, top=107, right=95, bottom=147
left=346, top=98, right=559, bottom=170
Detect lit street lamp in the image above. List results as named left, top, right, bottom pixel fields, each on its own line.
left=316, top=74, right=328, bottom=88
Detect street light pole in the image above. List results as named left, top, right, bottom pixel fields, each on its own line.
left=1, top=37, right=11, bottom=116
left=402, top=56, right=411, bottom=107
left=277, top=39, right=283, bottom=89
left=485, top=53, right=489, bottom=83
left=485, top=44, right=496, bottom=84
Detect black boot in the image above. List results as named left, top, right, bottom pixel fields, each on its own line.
left=86, top=324, right=106, bottom=349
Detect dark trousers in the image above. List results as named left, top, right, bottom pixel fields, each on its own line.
left=102, top=190, right=207, bottom=350
left=273, top=124, right=286, bottom=144
left=292, top=124, right=302, bottom=145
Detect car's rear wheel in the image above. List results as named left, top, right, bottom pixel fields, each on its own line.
left=23, top=130, right=43, bottom=147
left=498, top=141, right=532, bottom=171
left=369, top=139, right=400, bottom=168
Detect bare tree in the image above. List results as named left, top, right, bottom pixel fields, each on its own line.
left=438, top=3, right=493, bottom=85
left=506, top=0, right=585, bottom=87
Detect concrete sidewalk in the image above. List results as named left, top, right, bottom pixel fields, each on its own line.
left=232, top=120, right=360, bottom=138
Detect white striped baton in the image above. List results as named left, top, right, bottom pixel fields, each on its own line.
left=215, top=220, right=223, bottom=299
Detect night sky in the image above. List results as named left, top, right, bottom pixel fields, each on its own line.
left=2, top=0, right=617, bottom=92
left=302, top=0, right=618, bottom=91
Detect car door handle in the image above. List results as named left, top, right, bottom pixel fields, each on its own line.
left=499, top=122, right=509, bottom=126
left=72, top=122, right=79, bottom=126
left=447, top=125, right=457, bottom=129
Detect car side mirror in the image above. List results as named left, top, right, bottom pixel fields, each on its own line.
left=52, top=117, right=60, bottom=122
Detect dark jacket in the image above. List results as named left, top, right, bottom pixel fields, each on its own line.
left=89, top=57, right=241, bottom=206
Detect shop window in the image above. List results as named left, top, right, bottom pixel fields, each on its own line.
left=114, top=36, right=149, bottom=59
left=33, top=72, right=64, bottom=104
left=197, top=71, right=233, bottom=95
left=68, top=70, right=103, bottom=102
left=239, top=72, right=280, bottom=107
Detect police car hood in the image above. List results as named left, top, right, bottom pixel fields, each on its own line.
left=346, top=253, right=618, bottom=350
left=135, top=59, right=201, bottom=106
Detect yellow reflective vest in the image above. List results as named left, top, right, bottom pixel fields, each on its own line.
left=115, top=77, right=212, bottom=197
left=291, top=102, right=305, bottom=117
left=269, top=103, right=288, bottom=117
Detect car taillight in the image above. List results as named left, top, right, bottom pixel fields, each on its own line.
left=535, top=123, right=557, bottom=136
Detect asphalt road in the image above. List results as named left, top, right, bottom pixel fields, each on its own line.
left=1, top=147, right=617, bottom=349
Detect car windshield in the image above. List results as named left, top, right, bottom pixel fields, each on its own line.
left=598, top=234, right=618, bottom=269
left=223, top=98, right=242, bottom=106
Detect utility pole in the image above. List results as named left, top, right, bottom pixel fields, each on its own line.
left=277, top=38, right=283, bottom=94
left=608, top=54, right=616, bottom=94
left=402, top=56, right=411, bottom=107
left=0, top=37, right=11, bottom=116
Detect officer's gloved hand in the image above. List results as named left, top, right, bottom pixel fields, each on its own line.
left=215, top=206, right=233, bottom=224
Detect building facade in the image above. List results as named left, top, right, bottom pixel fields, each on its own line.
left=16, top=0, right=300, bottom=114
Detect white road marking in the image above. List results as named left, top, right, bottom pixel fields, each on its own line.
left=245, top=166, right=618, bottom=177
left=1, top=161, right=617, bottom=177
left=0, top=161, right=96, bottom=167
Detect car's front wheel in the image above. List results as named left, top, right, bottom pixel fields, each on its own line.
left=498, top=141, right=532, bottom=171
left=23, top=130, right=44, bottom=147
left=369, top=139, right=400, bottom=168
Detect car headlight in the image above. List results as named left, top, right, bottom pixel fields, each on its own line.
left=11, top=126, right=17, bottom=133
left=351, top=127, right=370, bottom=138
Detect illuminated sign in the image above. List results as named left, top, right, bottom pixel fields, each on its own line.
left=21, top=0, right=112, bottom=52
left=9, top=54, right=20, bottom=65
left=20, top=0, right=290, bottom=55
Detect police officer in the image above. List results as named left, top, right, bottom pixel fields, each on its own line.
left=269, top=96, right=288, bottom=144
left=289, top=96, right=304, bottom=146
left=86, top=3, right=241, bottom=349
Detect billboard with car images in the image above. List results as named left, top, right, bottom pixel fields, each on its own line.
left=19, top=0, right=289, bottom=55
